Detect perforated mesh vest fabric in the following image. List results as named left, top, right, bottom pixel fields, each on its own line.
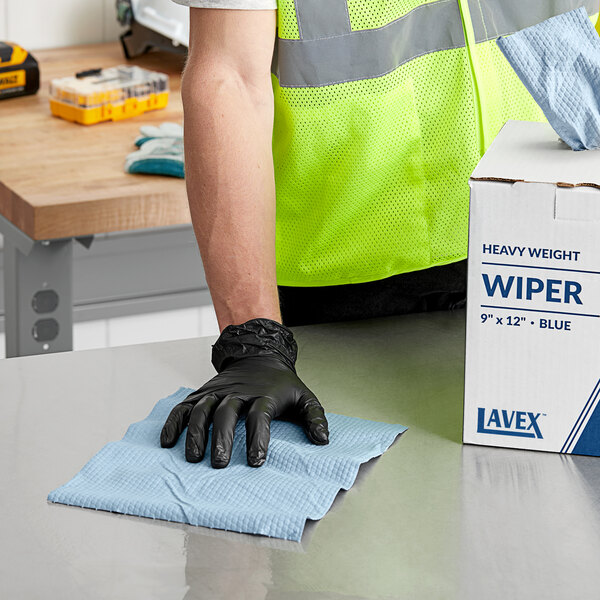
left=347, top=0, right=436, bottom=30
left=272, top=0, right=598, bottom=287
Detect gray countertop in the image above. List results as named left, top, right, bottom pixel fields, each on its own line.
left=2, top=309, right=600, bottom=600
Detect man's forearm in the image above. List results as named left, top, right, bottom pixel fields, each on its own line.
left=182, top=62, right=280, bottom=331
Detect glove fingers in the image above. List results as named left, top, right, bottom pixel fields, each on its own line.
left=184, top=394, right=220, bottom=462
left=245, top=397, right=278, bottom=468
left=161, top=400, right=196, bottom=448
left=297, top=393, right=329, bottom=446
left=210, top=395, right=246, bottom=469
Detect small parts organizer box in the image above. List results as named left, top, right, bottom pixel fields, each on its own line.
left=49, top=65, right=169, bottom=125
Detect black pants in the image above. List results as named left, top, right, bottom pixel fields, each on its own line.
left=278, top=260, right=467, bottom=327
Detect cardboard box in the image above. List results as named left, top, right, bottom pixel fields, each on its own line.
left=464, top=120, right=600, bottom=456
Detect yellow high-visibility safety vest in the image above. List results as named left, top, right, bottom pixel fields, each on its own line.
left=272, top=0, right=600, bottom=287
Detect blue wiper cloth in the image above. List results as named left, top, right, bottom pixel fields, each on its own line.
left=497, top=7, right=600, bottom=151
left=48, top=387, right=406, bottom=541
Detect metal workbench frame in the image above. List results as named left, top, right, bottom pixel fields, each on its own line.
left=0, top=214, right=211, bottom=358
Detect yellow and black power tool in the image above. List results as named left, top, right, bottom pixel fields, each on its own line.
left=0, top=42, right=39, bottom=100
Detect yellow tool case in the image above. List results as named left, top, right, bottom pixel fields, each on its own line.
left=0, top=42, right=39, bottom=100
left=49, top=65, right=169, bottom=125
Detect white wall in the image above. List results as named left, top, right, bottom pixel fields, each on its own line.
left=4, top=0, right=125, bottom=50
left=0, top=1, right=7, bottom=40
left=0, top=305, right=220, bottom=358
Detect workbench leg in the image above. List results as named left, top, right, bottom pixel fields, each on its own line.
left=4, top=239, right=73, bottom=358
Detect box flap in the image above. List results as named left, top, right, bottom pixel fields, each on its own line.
left=470, top=121, right=600, bottom=189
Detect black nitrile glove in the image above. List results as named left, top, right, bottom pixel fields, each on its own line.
left=160, top=318, right=329, bottom=468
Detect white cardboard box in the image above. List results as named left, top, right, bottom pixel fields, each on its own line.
left=464, top=120, right=600, bottom=456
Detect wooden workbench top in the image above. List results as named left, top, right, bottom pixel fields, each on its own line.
left=0, top=42, right=189, bottom=240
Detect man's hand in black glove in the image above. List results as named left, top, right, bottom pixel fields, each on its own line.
left=160, top=318, right=329, bottom=468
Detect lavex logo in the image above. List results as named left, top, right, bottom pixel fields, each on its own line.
left=477, top=408, right=544, bottom=438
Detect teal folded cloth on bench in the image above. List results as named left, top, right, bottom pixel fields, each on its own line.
left=48, top=387, right=406, bottom=541
left=124, top=122, right=184, bottom=177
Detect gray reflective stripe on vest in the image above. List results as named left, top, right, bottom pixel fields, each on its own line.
left=275, top=0, right=600, bottom=88
left=276, top=0, right=465, bottom=87
left=468, top=0, right=600, bottom=43
left=294, top=0, right=351, bottom=40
